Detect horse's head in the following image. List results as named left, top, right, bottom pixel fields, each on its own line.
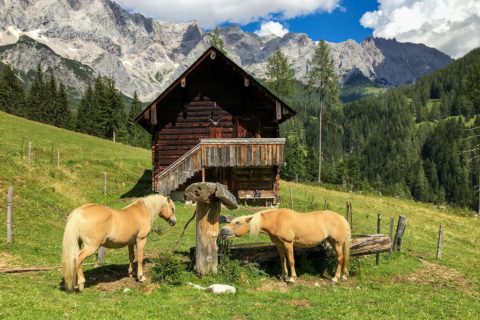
left=220, top=215, right=253, bottom=238
left=160, top=196, right=176, bottom=226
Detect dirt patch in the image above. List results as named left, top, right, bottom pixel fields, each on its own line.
left=0, top=252, right=19, bottom=269
left=286, top=299, right=311, bottom=308
left=255, top=276, right=354, bottom=292
left=393, top=259, right=478, bottom=296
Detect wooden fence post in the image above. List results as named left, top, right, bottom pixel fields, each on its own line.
left=376, top=213, right=381, bottom=265
left=28, top=141, right=32, bottom=165
left=348, top=202, right=353, bottom=232
left=389, top=217, right=394, bottom=255
left=393, top=215, right=407, bottom=252
left=103, top=172, right=107, bottom=196
left=7, top=187, right=13, bottom=243
left=185, top=182, right=238, bottom=276
left=289, top=187, right=294, bottom=209
left=97, top=246, right=107, bottom=265
left=57, top=151, right=60, bottom=170
left=113, top=130, right=116, bottom=143
left=324, top=200, right=328, bottom=210
left=436, top=225, right=444, bottom=259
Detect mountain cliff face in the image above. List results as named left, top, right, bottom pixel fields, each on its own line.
left=0, top=0, right=453, bottom=101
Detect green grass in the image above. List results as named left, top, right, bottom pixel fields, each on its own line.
left=0, top=111, right=479, bottom=319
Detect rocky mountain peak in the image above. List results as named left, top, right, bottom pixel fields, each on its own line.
left=0, top=0, right=454, bottom=101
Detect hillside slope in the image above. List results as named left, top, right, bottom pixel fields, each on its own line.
left=0, top=111, right=478, bottom=319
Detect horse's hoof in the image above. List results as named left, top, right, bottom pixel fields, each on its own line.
left=138, top=275, right=147, bottom=283
left=286, top=277, right=296, bottom=285
left=128, top=273, right=133, bottom=278
left=77, top=283, right=85, bottom=292
left=331, top=277, right=338, bottom=284
left=341, top=275, right=348, bottom=281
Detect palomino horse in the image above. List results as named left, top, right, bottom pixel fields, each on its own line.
left=220, top=208, right=350, bottom=283
left=61, top=194, right=176, bottom=291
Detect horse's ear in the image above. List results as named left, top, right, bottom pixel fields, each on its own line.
left=245, top=217, right=253, bottom=223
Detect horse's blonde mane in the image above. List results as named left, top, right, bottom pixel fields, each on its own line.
left=129, top=194, right=169, bottom=226
left=248, top=209, right=275, bottom=237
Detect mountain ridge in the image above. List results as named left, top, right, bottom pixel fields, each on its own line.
left=0, top=0, right=453, bottom=101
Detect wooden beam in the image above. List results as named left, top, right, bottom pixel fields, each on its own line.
left=191, top=234, right=392, bottom=264
left=150, top=104, right=157, bottom=125
left=275, top=101, right=282, bottom=120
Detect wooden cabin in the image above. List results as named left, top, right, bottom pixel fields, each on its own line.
left=135, top=46, right=295, bottom=205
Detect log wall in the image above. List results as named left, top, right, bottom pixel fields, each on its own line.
left=152, top=58, right=280, bottom=178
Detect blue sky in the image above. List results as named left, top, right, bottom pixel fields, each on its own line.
left=116, top=0, right=480, bottom=58
left=241, top=0, right=379, bottom=43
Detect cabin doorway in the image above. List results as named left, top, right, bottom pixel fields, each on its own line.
left=235, top=118, right=260, bottom=138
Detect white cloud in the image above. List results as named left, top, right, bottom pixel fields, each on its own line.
left=115, top=0, right=340, bottom=27
left=360, top=0, right=480, bottom=58
left=255, top=21, right=289, bottom=37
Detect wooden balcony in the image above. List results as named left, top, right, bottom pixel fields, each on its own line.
left=154, top=138, right=285, bottom=196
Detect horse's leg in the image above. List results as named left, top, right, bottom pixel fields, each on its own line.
left=331, top=241, right=344, bottom=283
left=274, top=243, right=287, bottom=281
left=128, top=244, right=135, bottom=277
left=136, top=237, right=147, bottom=282
left=284, top=242, right=296, bottom=283
left=76, top=244, right=98, bottom=291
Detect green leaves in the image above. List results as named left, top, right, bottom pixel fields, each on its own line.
left=266, top=48, right=296, bottom=100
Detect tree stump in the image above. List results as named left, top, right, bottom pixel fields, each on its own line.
left=185, top=182, right=238, bottom=276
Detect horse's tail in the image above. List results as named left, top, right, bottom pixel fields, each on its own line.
left=62, top=209, right=82, bottom=291
left=343, top=222, right=351, bottom=274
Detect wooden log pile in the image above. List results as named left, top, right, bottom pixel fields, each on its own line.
left=190, top=234, right=391, bottom=264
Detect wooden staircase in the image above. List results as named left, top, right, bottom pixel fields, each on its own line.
left=153, top=138, right=285, bottom=196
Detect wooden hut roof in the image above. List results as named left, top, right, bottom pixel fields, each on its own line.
left=135, top=46, right=296, bottom=132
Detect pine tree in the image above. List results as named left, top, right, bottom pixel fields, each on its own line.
left=208, top=27, right=226, bottom=54
left=26, top=64, right=46, bottom=121
left=127, top=91, right=150, bottom=148
left=306, top=40, right=340, bottom=183
left=266, top=48, right=296, bottom=100
left=55, top=83, right=72, bottom=129
left=0, top=65, right=25, bottom=116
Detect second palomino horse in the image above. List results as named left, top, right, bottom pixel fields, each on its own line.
left=221, top=208, right=350, bottom=283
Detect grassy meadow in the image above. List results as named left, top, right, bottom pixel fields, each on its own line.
left=0, top=111, right=479, bottom=319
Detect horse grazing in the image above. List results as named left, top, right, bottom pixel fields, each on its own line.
left=61, top=194, right=176, bottom=291
left=220, top=208, right=350, bottom=283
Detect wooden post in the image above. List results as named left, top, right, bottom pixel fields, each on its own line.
left=113, top=130, right=116, bottom=143
left=6, top=187, right=13, bottom=243
left=57, top=151, right=60, bottom=169
left=393, top=215, right=407, bottom=252
left=436, top=225, right=443, bottom=259
left=103, top=172, right=107, bottom=196
left=477, top=175, right=480, bottom=217
left=28, top=141, right=32, bottom=165
left=289, top=187, right=293, bottom=209
left=185, top=182, right=238, bottom=276
left=389, top=217, right=394, bottom=255
left=201, top=167, right=206, bottom=182
left=376, top=213, right=381, bottom=265
left=324, top=200, right=328, bottom=210
left=97, top=246, right=107, bottom=265
left=347, top=202, right=353, bottom=232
